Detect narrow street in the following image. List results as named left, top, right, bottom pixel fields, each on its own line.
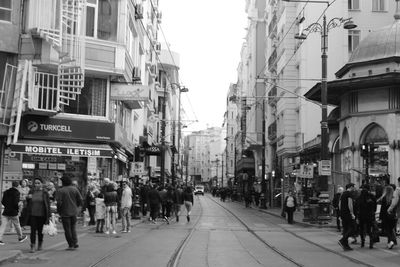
left=1, top=195, right=399, bottom=267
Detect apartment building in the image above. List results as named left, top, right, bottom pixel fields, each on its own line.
left=265, top=0, right=395, bottom=195
left=0, top=0, right=164, bottom=194
left=224, top=83, right=238, bottom=186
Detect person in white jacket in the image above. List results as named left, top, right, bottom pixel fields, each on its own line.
left=120, top=181, right=132, bottom=233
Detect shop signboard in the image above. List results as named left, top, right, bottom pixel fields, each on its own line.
left=299, top=164, right=314, bottom=178
left=129, top=162, right=145, bottom=176
left=319, top=160, right=331, bottom=176
left=10, top=143, right=113, bottom=157
left=141, top=146, right=161, bottom=156
left=20, top=115, right=115, bottom=142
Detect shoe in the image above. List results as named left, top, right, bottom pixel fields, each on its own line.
left=0, top=241, right=4, bottom=246
left=338, top=239, right=351, bottom=251
left=127, top=229, right=131, bottom=233
left=112, top=230, right=117, bottom=235
left=74, top=244, right=79, bottom=249
left=104, top=231, right=110, bottom=235
left=96, top=230, right=100, bottom=233
left=388, top=241, right=395, bottom=249
left=121, top=230, right=127, bottom=233
left=30, top=244, right=35, bottom=253
left=187, top=215, right=190, bottom=222
left=176, top=216, right=179, bottom=222
left=344, top=246, right=353, bottom=251
left=19, top=235, right=27, bottom=243
left=37, top=242, right=43, bottom=251
left=66, top=247, right=75, bottom=251
left=369, top=243, right=374, bottom=249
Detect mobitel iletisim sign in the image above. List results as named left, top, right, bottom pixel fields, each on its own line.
left=24, top=146, right=102, bottom=156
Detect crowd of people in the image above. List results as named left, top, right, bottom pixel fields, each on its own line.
left=0, top=177, right=196, bottom=253
left=335, top=177, right=400, bottom=251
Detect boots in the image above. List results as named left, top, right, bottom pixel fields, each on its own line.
left=30, top=244, right=35, bottom=253
left=37, top=241, right=43, bottom=251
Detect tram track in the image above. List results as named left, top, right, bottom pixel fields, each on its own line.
left=209, top=195, right=375, bottom=267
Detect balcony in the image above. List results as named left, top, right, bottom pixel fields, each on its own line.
left=268, top=50, right=277, bottom=72
left=268, top=121, right=277, bottom=141
left=268, top=15, right=277, bottom=38
left=110, top=84, right=150, bottom=109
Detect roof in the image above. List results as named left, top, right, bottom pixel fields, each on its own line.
left=336, top=17, right=400, bottom=77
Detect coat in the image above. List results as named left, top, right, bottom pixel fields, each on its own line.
left=26, top=189, right=51, bottom=225
left=1, top=187, right=20, bottom=217
left=95, top=198, right=106, bottom=220
left=284, top=195, right=297, bottom=210
left=56, top=185, right=83, bottom=217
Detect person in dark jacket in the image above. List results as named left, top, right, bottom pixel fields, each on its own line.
left=56, top=176, right=83, bottom=250
left=332, top=186, right=344, bottom=232
left=357, top=184, right=377, bottom=249
left=147, top=184, right=162, bottom=223
left=173, top=186, right=184, bottom=222
left=139, top=184, right=149, bottom=216
left=26, top=178, right=51, bottom=252
left=104, top=182, right=118, bottom=234
left=378, top=185, right=397, bottom=249
left=183, top=187, right=194, bottom=222
left=283, top=190, right=297, bottom=224
left=0, top=181, right=28, bottom=245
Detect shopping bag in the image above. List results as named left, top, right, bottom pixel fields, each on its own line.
left=43, top=220, right=58, bottom=236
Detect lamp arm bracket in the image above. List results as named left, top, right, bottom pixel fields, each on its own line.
left=327, top=17, right=351, bottom=31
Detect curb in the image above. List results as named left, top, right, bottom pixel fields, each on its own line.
left=257, top=208, right=336, bottom=229
left=0, top=250, right=22, bottom=266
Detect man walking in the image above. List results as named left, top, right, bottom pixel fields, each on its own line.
left=338, top=183, right=356, bottom=251
left=56, top=176, right=83, bottom=250
left=173, top=186, right=183, bottom=222
left=120, top=181, right=132, bottom=233
left=332, top=186, right=344, bottom=232
left=0, top=181, right=28, bottom=245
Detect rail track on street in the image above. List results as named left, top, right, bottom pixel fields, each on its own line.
left=208, top=195, right=375, bottom=267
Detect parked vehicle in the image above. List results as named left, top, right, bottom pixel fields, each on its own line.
left=194, top=185, right=204, bottom=196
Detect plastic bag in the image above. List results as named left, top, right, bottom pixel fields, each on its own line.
left=43, top=220, right=58, bottom=236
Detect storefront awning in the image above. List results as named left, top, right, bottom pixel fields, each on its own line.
left=10, top=140, right=114, bottom=158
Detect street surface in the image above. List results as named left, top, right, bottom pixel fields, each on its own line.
left=1, top=195, right=400, bottom=267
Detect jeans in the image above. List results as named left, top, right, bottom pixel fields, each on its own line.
left=105, top=205, right=117, bottom=231
left=87, top=205, right=96, bottom=225
left=0, top=215, right=23, bottom=241
left=61, top=216, right=78, bottom=248
left=383, top=218, right=397, bottom=244
left=149, top=203, right=159, bottom=221
left=286, top=207, right=295, bottom=224
left=96, top=219, right=105, bottom=232
left=184, top=201, right=192, bottom=216
left=30, top=216, right=46, bottom=244
left=121, top=207, right=131, bottom=231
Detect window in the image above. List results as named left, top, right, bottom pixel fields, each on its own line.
left=348, top=0, right=360, bottom=10
left=348, top=30, right=360, bottom=54
left=0, top=0, right=11, bottom=22
left=372, top=0, right=386, bottom=11
left=63, top=77, right=107, bottom=116
left=85, top=0, right=118, bottom=41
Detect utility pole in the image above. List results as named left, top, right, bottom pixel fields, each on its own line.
left=261, top=99, right=267, bottom=208
left=171, top=120, right=176, bottom=185
left=160, top=83, right=167, bottom=186
left=221, top=154, right=224, bottom=188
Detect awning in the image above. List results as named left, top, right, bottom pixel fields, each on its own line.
left=10, top=140, right=113, bottom=158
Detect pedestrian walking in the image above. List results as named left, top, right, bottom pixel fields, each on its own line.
left=173, top=186, right=184, bottom=222
left=183, top=186, right=194, bottom=222
left=95, top=193, right=106, bottom=233
left=56, top=176, right=83, bottom=250
left=357, top=184, right=377, bottom=249
left=284, top=190, right=297, bottom=224
left=26, top=178, right=51, bottom=252
left=120, top=181, right=132, bottom=232
left=18, top=179, right=30, bottom=228
left=104, top=182, right=118, bottom=234
left=388, top=177, right=400, bottom=240
left=0, top=181, right=28, bottom=245
left=165, top=186, right=174, bottom=223
left=140, top=183, right=149, bottom=217
left=338, top=183, right=356, bottom=251
left=147, top=184, right=161, bottom=223
left=332, top=186, right=344, bottom=232
left=159, top=186, right=168, bottom=221
left=378, top=185, right=397, bottom=249
left=86, top=185, right=96, bottom=226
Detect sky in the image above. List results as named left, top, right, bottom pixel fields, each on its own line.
left=159, top=0, right=248, bottom=133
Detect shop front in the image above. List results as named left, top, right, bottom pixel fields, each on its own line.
left=1, top=115, right=124, bottom=195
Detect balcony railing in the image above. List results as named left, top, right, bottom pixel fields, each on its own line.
left=268, top=50, right=277, bottom=71
left=268, top=121, right=277, bottom=141
left=268, top=86, right=277, bottom=105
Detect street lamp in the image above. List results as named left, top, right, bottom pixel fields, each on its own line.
left=293, top=8, right=356, bottom=192
left=178, top=86, right=189, bottom=185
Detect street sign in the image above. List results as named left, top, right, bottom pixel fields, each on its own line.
left=319, top=160, right=331, bottom=176
left=130, top=162, right=145, bottom=176
left=299, top=164, right=314, bottom=178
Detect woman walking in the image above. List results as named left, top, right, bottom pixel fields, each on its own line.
left=104, top=182, right=118, bottom=234
left=18, top=179, right=30, bottom=228
left=284, top=190, right=297, bottom=224
left=357, top=184, right=376, bottom=248
left=26, top=178, right=51, bottom=253
left=379, top=185, right=397, bottom=249
left=183, top=187, right=194, bottom=222
left=86, top=185, right=97, bottom=226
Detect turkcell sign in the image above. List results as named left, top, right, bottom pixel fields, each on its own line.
left=11, top=144, right=112, bottom=157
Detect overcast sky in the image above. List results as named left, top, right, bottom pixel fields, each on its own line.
left=159, top=0, right=248, bottom=132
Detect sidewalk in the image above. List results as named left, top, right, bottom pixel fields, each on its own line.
left=0, top=218, right=143, bottom=265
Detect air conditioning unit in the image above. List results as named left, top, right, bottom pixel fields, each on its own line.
left=135, top=4, right=144, bottom=20
left=132, top=66, right=141, bottom=81
left=157, top=12, right=162, bottom=23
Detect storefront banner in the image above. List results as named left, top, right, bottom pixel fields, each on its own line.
left=11, top=143, right=113, bottom=158
left=20, top=115, right=115, bottom=142
left=141, top=146, right=161, bottom=155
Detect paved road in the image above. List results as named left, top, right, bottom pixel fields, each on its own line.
left=2, top=194, right=400, bottom=267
